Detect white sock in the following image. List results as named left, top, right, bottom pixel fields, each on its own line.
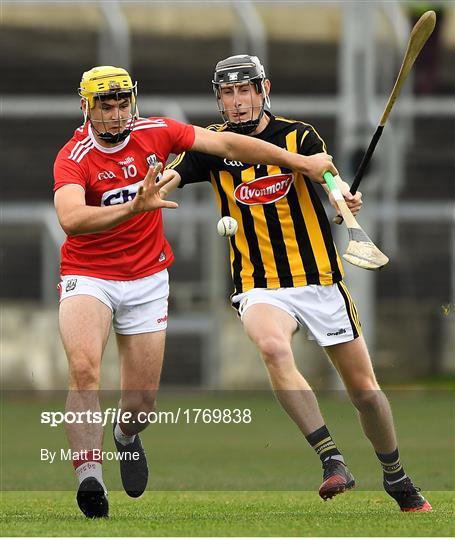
left=324, top=454, right=345, bottom=463
left=385, top=474, right=407, bottom=485
left=75, top=461, right=107, bottom=493
left=114, top=422, right=136, bottom=446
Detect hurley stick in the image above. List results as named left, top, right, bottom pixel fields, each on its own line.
left=334, top=10, right=436, bottom=224
left=324, top=171, right=389, bottom=270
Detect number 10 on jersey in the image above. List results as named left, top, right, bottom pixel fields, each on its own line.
left=122, top=164, right=137, bottom=179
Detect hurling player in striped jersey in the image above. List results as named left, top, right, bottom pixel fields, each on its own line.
left=53, top=65, right=337, bottom=518
left=163, top=55, right=431, bottom=513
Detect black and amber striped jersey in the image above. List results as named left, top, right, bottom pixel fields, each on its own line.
left=168, top=113, right=344, bottom=295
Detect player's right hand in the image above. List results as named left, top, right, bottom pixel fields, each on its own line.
left=303, top=153, right=338, bottom=184
left=131, top=163, right=179, bottom=214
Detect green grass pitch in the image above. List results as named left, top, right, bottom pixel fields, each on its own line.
left=2, top=490, right=454, bottom=537
left=1, top=389, right=454, bottom=536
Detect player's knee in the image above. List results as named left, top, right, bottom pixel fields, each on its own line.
left=121, top=390, right=157, bottom=418
left=257, top=335, right=292, bottom=366
left=350, top=387, right=384, bottom=412
left=69, top=356, right=100, bottom=390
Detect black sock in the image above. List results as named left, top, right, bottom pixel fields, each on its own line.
left=305, top=425, right=343, bottom=463
left=376, top=448, right=406, bottom=483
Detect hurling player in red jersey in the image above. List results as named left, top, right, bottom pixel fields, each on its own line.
left=163, top=55, right=432, bottom=513
left=53, top=65, right=338, bottom=518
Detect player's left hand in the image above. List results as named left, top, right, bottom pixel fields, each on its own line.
left=329, top=179, right=363, bottom=216
left=131, top=163, right=179, bottom=214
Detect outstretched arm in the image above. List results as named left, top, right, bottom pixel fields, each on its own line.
left=55, top=164, right=178, bottom=236
left=191, top=126, right=337, bottom=183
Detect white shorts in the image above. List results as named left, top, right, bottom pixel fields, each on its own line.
left=59, top=270, right=169, bottom=335
left=231, top=282, right=361, bottom=347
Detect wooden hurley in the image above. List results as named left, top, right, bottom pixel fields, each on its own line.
left=324, top=172, right=389, bottom=270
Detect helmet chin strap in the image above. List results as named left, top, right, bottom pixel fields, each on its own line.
left=95, top=128, right=132, bottom=144
left=222, top=94, right=267, bottom=135
left=216, top=79, right=269, bottom=135
left=227, top=108, right=265, bottom=135
left=84, top=92, right=137, bottom=145
left=89, top=112, right=134, bottom=145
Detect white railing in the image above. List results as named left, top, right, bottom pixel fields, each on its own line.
left=3, top=95, right=454, bottom=118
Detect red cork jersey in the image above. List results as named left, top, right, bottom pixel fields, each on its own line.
left=54, top=117, right=195, bottom=280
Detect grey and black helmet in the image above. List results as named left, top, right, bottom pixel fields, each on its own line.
left=212, top=54, right=270, bottom=134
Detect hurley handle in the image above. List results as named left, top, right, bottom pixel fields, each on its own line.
left=323, top=171, right=358, bottom=229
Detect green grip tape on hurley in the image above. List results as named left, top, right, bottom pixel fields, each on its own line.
left=323, top=170, right=337, bottom=190
left=323, top=171, right=344, bottom=202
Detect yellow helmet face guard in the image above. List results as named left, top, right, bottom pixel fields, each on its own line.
left=78, top=66, right=138, bottom=144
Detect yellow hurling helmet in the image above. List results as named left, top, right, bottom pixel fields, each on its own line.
left=78, top=66, right=137, bottom=109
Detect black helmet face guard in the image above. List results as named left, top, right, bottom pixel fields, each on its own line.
left=212, top=55, right=270, bottom=135
left=214, top=80, right=267, bottom=135
left=87, top=88, right=138, bottom=144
